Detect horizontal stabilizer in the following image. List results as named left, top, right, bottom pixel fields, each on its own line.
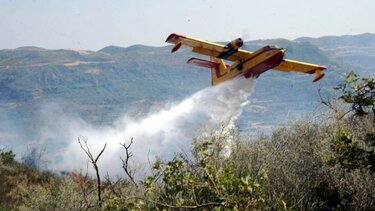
left=187, top=57, right=220, bottom=68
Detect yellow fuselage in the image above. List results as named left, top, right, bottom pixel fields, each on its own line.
left=212, top=46, right=285, bottom=85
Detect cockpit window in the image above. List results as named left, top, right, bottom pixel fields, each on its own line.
left=262, top=45, right=279, bottom=50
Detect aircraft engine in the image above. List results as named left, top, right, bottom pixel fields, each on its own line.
left=225, top=38, right=243, bottom=50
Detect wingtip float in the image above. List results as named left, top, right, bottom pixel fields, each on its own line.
left=166, top=33, right=327, bottom=85
left=312, top=67, right=326, bottom=82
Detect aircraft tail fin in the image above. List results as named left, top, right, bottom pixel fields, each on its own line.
left=209, top=57, right=230, bottom=85
left=187, top=57, right=230, bottom=85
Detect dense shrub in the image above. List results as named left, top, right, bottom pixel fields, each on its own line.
left=0, top=149, right=54, bottom=209
left=143, top=130, right=266, bottom=210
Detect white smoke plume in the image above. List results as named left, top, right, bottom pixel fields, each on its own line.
left=41, top=77, right=256, bottom=177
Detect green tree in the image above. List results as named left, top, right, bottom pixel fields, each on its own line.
left=328, top=72, right=375, bottom=172
left=335, top=71, right=375, bottom=118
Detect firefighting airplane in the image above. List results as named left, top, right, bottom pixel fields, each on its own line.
left=166, top=33, right=326, bottom=85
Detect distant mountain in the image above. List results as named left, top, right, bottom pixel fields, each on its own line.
left=296, top=33, right=375, bottom=48
left=0, top=33, right=374, bottom=150
left=295, top=33, right=375, bottom=74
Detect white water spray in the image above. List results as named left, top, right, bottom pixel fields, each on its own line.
left=45, top=77, right=256, bottom=176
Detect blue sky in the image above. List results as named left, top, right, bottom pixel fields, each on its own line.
left=1, top=0, right=374, bottom=50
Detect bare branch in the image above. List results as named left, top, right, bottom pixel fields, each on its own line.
left=78, top=138, right=107, bottom=209
left=318, top=86, right=352, bottom=121
left=318, top=87, right=334, bottom=111
left=120, top=138, right=138, bottom=187
left=95, top=144, right=107, bottom=163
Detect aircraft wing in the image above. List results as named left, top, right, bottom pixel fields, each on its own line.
left=273, top=59, right=327, bottom=82
left=165, top=33, right=251, bottom=62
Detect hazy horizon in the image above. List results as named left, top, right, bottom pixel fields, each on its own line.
left=2, top=32, right=374, bottom=51
left=2, top=0, right=375, bottom=51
